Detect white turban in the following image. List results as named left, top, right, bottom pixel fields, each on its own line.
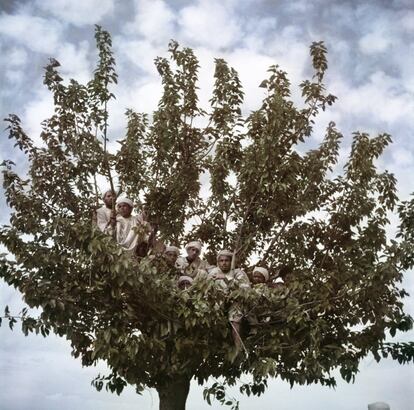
left=102, top=189, right=115, bottom=200
left=178, top=275, right=193, bottom=285
left=185, top=241, right=202, bottom=251
left=253, top=267, right=269, bottom=281
left=217, top=250, right=233, bottom=261
left=165, top=246, right=180, bottom=255
left=116, top=197, right=134, bottom=208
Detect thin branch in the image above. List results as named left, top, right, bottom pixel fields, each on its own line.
left=261, top=221, right=289, bottom=264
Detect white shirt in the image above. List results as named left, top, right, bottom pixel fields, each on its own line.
left=210, top=267, right=250, bottom=290
left=96, top=205, right=112, bottom=232
left=107, top=213, right=149, bottom=252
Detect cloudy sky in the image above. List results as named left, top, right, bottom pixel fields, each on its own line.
left=1, top=0, right=414, bottom=409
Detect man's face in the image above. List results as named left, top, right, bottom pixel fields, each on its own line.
left=118, top=203, right=133, bottom=218
left=178, top=280, right=192, bottom=290
left=252, top=271, right=266, bottom=284
left=164, top=251, right=178, bottom=265
left=186, top=246, right=200, bottom=261
left=103, top=191, right=115, bottom=208
left=218, top=255, right=232, bottom=273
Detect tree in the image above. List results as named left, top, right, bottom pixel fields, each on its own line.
left=1, top=26, right=413, bottom=410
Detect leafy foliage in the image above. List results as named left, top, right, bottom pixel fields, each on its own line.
left=1, top=27, right=413, bottom=408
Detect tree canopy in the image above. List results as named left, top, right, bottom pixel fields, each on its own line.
left=1, top=26, right=413, bottom=410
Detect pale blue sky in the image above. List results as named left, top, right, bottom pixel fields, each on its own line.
left=0, top=0, right=413, bottom=409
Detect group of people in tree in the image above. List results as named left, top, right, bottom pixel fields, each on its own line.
left=95, top=190, right=284, bottom=350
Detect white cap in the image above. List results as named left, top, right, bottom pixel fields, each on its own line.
left=102, top=189, right=115, bottom=199
left=116, top=197, right=134, bottom=208
left=253, top=266, right=269, bottom=281
left=217, top=250, right=233, bottom=261
left=165, top=246, right=180, bottom=255
left=178, top=275, right=193, bottom=285
left=185, top=241, right=202, bottom=251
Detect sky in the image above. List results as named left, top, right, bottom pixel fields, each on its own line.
left=0, top=0, right=414, bottom=409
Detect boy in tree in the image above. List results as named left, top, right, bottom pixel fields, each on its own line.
left=176, top=241, right=210, bottom=278
left=210, top=250, right=250, bottom=353
left=106, top=197, right=151, bottom=255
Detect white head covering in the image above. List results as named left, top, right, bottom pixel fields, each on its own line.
left=217, top=250, right=233, bottom=261
left=178, top=275, right=193, bottom=285
left=185, top=241, right=202, bottom=251
left=102, top=189, right=115, bottom=200
left=165, top=246, right=180, bottom=255
left=116, top=197, right=134, bottom=208
left=253, top=266, right=269, bottom=281
left=274, top=277, right=284, bottom=284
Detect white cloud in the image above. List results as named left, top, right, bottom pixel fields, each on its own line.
left=222, top=48, right=275, bottom=113
left=107, top=76, right=162, bottom=133
left=359, top=29, right=392, bottom=54
left=401, top=11, right=414, bottom=31
left=5, top=69, right=24, bottom=84
left=243, top=17, right=278, bottom=51
left=115, top=38, right=164, bottom=75
left=23, top=90, right=54, bottom=147
left=7, top=47, right=28, bottom=66
left=55, top=41, right=92, bottom=84
left=391, top=148, right=414, bottom=167
left=124, top=0, right=176, bottom=45
left=34, top=0, right=115, bottom=26
left=178, top=0, right=242, bottom=49
left=331, top=71, right=414, bottom=126
left=0, top=13, right=63, bottom=54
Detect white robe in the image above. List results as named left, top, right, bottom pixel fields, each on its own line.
left=96, top=205, right=112, bottom=232
left=209, top=266, right=250, bottom=290
left=209, top=267, right=250, bottom=323
left=175, top=256, right=210, bottom=279
left=107, top=214, right=149, bottom=253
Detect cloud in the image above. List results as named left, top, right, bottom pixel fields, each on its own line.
left=330, top=70, right=414, bottom=127
left=0, top=13, right=63, bottom=54
left=359, top=29, right=393, bottom=54
left=7, top=47, right=28, bottom=66
left=178, top=0, right=242, bottom=49
left=124, top=0, right=176, bottom=45
left=4, top=69, right=24, bottom=84
left=115, top=37, right=165, bottom=75
left=34, top=0, right=115, bottom=26
left=55, top=41, right=93, bottom=84
left=22, top=89, right=54, bottom=147
left=401, top=11, right=414, bottom=31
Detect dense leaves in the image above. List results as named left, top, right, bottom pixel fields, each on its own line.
left=1, top=27, right=413, bottom=409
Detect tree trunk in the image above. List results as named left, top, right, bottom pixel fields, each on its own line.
left=157, top=375, right=191, bottom=410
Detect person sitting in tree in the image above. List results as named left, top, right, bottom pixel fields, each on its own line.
left=210, top=250, right=250, bottom=353
left=96, top=189, right=116, bottom=232
left=175, top=241, right=210, bottom=279
left=106, top=197, right=151, bottom=255
left=177, top=275, right=193, bottom=290
left=250, top=266, right=269, bottom=286
left=164, top=246, right=181, bottom=267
